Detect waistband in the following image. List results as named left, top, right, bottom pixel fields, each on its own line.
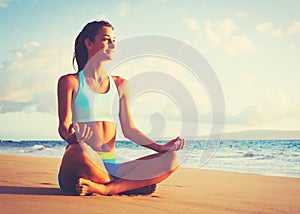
left=97, top=149, right=116, bottom=163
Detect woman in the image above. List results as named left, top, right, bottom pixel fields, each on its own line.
left=57, top=20, right=185, bottom=196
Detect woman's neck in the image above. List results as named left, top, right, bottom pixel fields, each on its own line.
left=84, top=60, right=108, bottom=83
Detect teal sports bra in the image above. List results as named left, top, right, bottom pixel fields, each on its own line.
left=72, top=70, right=119, bottom=123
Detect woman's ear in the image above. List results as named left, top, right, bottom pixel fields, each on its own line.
left=84, top=38, right=93, bottom=51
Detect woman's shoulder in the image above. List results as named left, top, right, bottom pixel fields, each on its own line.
left=112, top=75, right=129, bottom=98
left=112, top=75, right=127, bottom=87
left=58, top=72, right=79, bottom=88
left=59, top=72, right=79, bottom=82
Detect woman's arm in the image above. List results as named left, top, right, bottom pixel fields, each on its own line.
left=57, top=74, right=78, bottom=145
left=115, top=77, right=184, bottom=153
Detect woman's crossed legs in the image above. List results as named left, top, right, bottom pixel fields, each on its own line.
left=59, top=143, right=179, bottom=196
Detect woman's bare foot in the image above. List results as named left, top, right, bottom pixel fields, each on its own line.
left=76, top=178, right=107, bottom=196
left=119, top=184, right=157, bottom=195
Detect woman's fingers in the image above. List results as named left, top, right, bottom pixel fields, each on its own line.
left=174, top=136, right=185, bottom=151
left=73, top=123, right=80, bottom=134
left=87, top=130, right=93, bottom=140
left=73, top=123, right=84, bottom=141
left=73, top=123, right=93, bottom=141
left=179, top=138, right=185, bottom=150
left=83, top=126, right=93, bottom=140
left=81, top=125, right=87, bottom=139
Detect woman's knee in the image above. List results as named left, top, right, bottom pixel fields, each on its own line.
left=63, top=143, right=86, bottom=161
left=65, top=143, right=83, bottom=155
left=162, top=151, right=179, bottom=172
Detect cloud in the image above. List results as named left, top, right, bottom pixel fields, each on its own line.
left=224, top=35, right=256, bottom=56
left=0, top=41, right=72, bottom=114
left=186, top=18, right=199, bottom=31
left=254, top=21, right=300, bottom=38
left=203, top=18, right=255, bottom=55
left=255, top=22, right=273, bottom=32
left=287, top=21, right=300, bottom=35
left=227, top=89, right=300, bottom=128
left=118, top=2, right=130, bottom=16
left=270, top=28, right=283, bottom=38
left=255, top=89, right=292, bottom=121
left=235, top=11, right=248, bottom=18
left=217, top=18, right=237, bottom=38
left=204, top=20, right=222, bottom=47
left=0, top=0, right=14, bottom=7
left=204, top=18, right=237, bottom=46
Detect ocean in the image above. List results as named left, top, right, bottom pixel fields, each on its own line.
left=0, top=139, right=299, bottom=178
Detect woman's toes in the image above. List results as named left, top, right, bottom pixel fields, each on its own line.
left=76, top=178, right=92, bottom=196
left=78, top=178, right=90, bottom=186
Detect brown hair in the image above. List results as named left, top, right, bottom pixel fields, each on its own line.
left=72, top=20, right=114, bottom=71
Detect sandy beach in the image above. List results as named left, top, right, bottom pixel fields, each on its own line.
left=0, top=154, right=299, bottom=214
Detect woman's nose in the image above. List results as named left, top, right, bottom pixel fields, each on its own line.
left=109, top=40, right=115, bottom=49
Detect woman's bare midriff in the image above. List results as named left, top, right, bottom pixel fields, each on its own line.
left=77, top=121, right=116, bottom=151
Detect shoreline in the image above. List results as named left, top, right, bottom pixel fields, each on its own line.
left=1, top=152, right=299, bottom=179
left=1, top=154, right=300, bottom=213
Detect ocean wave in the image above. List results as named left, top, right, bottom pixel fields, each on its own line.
left=18, top=145, right=48, bottom=154
left=32, top=144, right=47, bottom=150
left=1, top=139, right=300, bottom=178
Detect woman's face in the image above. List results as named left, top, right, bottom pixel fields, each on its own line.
left=87, top=26, right=115, bottom=61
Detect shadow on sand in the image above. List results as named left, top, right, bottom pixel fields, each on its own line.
left=0, top=184, right=157, bottom=196
left=0, top=186, right=76, bottom=196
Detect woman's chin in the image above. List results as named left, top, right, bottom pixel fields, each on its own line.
left=105, top=55, right=114, bottom=61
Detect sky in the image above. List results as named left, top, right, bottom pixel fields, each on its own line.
left=0, top=0, right=300, bottom=140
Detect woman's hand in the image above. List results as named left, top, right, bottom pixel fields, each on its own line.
left=73, top=123, right=93, bottom=143
left=157, top=136, right=185, bottom=153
